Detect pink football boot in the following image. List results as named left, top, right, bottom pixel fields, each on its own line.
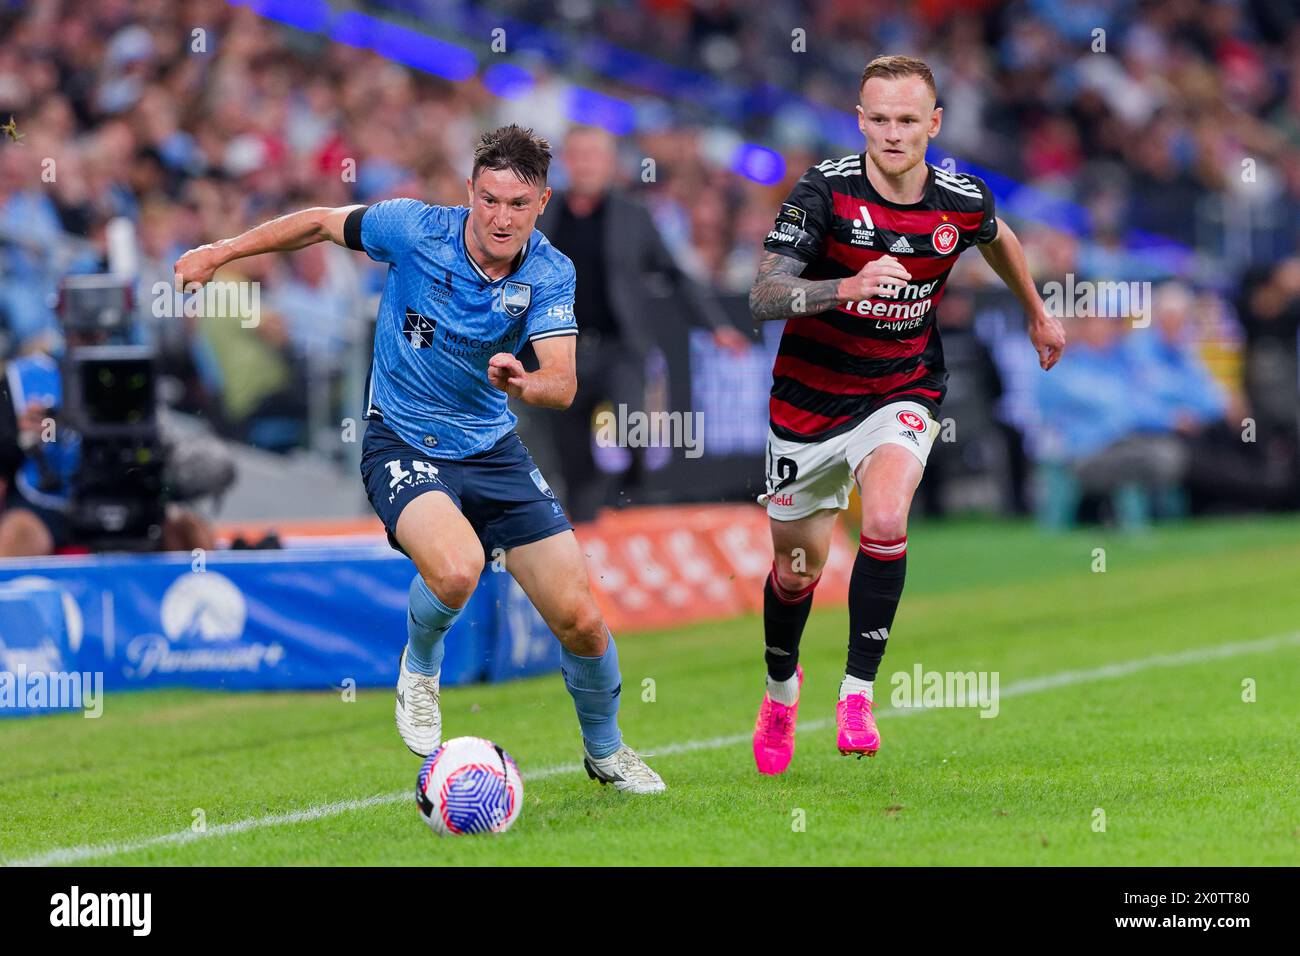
left=836, top=692, right=881, bottom=758
left=753, top=665, right=804, bottom=775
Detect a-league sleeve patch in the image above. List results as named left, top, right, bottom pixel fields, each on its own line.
left=778, top=203, right=807, bottom=228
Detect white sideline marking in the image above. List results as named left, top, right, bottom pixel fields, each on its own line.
left=7, top=631, right=1298, bottom=867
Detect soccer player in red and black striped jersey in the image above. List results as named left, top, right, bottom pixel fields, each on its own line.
left=748, top=55, right=1066, bottom=773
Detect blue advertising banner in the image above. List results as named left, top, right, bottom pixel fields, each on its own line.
left=0, top=585, right=84, bottom=716
left=0, top=548, right=561, bottom=715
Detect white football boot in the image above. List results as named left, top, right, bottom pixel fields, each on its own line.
left=395, top=647, right=442, bottom=757
left=583, top=744, right=667, bottom=793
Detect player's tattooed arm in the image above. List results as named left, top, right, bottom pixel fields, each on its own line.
left=173, top=205, right=364, bottom=286
left=749, top=251, right=913, bottom=321
left=748, top=252, right=846, bottom=321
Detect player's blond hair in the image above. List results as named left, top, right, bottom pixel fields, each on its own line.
left=859, top=55, right=938, bottom=101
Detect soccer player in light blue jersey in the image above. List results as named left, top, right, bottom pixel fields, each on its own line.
left=175, top=126, right=664, bottom=793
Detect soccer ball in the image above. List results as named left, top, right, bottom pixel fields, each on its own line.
left=415, top=736, right=523, bottom=836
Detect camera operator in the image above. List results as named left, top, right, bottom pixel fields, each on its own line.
left=0, top=278, right=225, bottom=556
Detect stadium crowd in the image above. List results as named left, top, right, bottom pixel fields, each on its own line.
left=0, top=0, right=1297, bottom=531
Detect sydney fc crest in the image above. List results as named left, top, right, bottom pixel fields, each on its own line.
left=529, top=468, right=555, bottom=498
left=502, top=281, right=532, bottom=317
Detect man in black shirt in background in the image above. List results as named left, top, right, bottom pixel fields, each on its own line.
left=536, top=126, right=748, bottom=521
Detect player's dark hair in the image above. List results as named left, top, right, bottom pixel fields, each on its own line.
left=860, top=55, right=938, bottom=101
left=472, top=125, right=552, bottom=188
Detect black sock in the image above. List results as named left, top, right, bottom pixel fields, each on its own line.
left=763, top=566, right=818, bottom=681
left=846, top=535, right=907, bottom=681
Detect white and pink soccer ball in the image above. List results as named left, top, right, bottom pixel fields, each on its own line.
left=415, top=736, right=523, bottom=836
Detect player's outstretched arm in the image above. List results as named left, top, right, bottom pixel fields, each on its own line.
left=977, top=218, right=1066, bottom=371
left=174, top=205, right=365, bottom=286
left=487, top=335, right=577, bottom=410
left=749, top=251, right=911, bottom=322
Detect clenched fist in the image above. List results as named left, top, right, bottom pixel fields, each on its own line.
left=487, top=352, right=528, bottom=399
left=173, top=243, right=227, bottom=287
left=837, top=254, right=912, bottom=301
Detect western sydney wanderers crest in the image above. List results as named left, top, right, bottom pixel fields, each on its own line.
left=897, top=410, right=927, bottom=431
left=502, top=281, right=532, bottom=317
left=931, top=222, right=960, bottom=255
left=896, top=409, right=926, bottom=446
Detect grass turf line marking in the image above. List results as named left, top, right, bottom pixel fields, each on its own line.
left=7, top=631, right=1298, bottom=867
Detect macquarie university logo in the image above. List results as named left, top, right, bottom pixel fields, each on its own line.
left=403, top=306, right=438, bottom=349
left=501, top=281, right=531, bottom=317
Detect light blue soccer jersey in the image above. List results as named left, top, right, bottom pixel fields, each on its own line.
left=6, top=354, right=79, bottom=510
left=351, top=199, right=578, bottom=459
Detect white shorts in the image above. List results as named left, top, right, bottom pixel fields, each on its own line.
left=762, top=400, right=940, bottom=521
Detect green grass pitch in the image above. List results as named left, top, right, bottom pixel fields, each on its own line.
left=3, top=515, right=1299, bottom=866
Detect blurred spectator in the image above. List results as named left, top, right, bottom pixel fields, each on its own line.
left=1237, top=257, right=1300, bottom=441
left=1035, top=312, right=1187, bottom=529
left=196, top=254, right=307, bottom=452
left=1124, top=281, right=1292, bottom=513
left=532, top=125, right=747, bottom=520
left=1125, top=283, right=1229, bottom=435
left=0, top=143, right=68, bottom=352
left=1234, top=256, right=1300, bottom=502
left=264, top=241, right=366, bottom=365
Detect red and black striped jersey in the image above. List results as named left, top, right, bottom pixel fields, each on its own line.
left=762, top=153, right=998, bottom=442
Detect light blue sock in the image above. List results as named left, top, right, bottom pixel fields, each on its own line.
left=561, top=631, right=623, bottom=759
left=406, top=574, right=461, bottom=675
